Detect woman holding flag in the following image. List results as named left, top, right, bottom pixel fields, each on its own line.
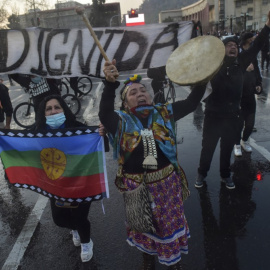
left=99, top=60, right=206, bottom=270
left=35, top=95, right=106, bottom=263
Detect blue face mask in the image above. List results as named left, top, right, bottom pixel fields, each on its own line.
left=31, top=76, right=42, bottom=84
left=46, top=112, right=66, bottom=129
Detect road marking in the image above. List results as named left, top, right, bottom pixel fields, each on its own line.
left=250, top=137, right=270, bottom=161
left=2, top=195, right=48, bottom=270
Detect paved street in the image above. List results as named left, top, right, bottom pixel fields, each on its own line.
left=1, top=71, right=270, bottom=270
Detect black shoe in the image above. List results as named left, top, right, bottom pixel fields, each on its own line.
left=77, top=92, right=83, bottom=98
left=168, top=261, right=183, bottom=270
left=140, top=253, right=155, bottom=270
left=195, top=174, right=205, bottom=188
left=221, top=177, right=235, bottom=189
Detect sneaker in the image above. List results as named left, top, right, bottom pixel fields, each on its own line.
left=221, top=177, right=235, bottom=189
left=241, top=139, right=252, bottom=152
left=81, top=240, right=94, bottom=262
left=70, top=230, right=81, bottom=247
left=77, top=92, right=83, bottom=98
left=234, top=145, right=242, bottom=156
left=195, top=174, right=205, bottom=188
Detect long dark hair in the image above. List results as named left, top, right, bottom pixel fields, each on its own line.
left=35, top=95, right=77, bottom=130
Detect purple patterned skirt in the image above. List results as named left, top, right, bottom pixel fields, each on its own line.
left=121, top=170, right=190, bottom=266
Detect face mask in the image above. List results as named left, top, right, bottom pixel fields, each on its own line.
left=31, top=76, right=42, bottom=84
left=46, top=112, right=66, bottom=129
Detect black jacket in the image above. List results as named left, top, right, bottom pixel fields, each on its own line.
left=0, top=83, right=13, bottom=122
left=198, top=25, right=270, bottom=117
left=10, top=74, right=60, bottom=105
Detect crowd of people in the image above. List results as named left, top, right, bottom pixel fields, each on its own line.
left=0, top=10, right=270, bottom=270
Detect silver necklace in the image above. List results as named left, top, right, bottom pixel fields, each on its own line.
left=141, top=129, right=158, bottom=170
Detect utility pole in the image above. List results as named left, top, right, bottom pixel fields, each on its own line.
left=241, top=12, right=249, bottom=31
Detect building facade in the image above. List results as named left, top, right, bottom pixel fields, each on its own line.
left=159, top=0, right=270, bottom=34
left=18, top=1, right=121, bottom=29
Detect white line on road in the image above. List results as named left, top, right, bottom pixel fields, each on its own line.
left=2, top=195, right=48, bottom=270
left=250, top=137, right=270, bottom=162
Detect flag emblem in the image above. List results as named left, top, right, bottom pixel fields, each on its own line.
left=40, top=148, right=67, bottom=180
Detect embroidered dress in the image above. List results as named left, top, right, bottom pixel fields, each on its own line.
left=123, top=171, right=190, bottom=266
left=110, top=104, right=190, bottom=266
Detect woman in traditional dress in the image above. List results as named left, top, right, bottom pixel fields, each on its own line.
left=99, top=60, right=205, bottom=270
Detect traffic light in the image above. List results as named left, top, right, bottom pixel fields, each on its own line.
left=129, top=9, right=138, bottom=18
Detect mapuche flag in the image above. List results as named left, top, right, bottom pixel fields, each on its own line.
left=0, top=127, right=109, bottom=202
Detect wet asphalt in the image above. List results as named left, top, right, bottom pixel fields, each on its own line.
left=0, top=70, right=270, bottom=270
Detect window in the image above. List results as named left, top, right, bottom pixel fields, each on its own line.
left=236, top=1, right=241, bottom=8
left=247, top=0, right=253, bottom=3
left=263, top=0, right=268, bottom=5
left=242, top=0, right=247, bottom=5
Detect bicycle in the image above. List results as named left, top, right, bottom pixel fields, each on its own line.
left=152, top=78, right=176, bottom=104
left=13, top=90, right=81, bottom=129
left=147, top=66, right=176, bottom=104
left=61, top=77, right=93, bottom=96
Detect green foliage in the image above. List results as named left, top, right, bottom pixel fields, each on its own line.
left=139, top=0, right=197, bottom=24
left=90, top=0, right=106, bottom=27
left=0, top=6, right=8, bottom=25
left=7, top=14, right=21, bottom=29
left=163, top=16, right=174, bottom=23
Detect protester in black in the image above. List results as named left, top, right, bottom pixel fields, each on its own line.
left=0, top=78, right=13, bottom=129
left=234, top=32, right=262, bottom=157
left=194, top=12, right=270, bottom=190
left=70, top=77, right=83, bottom=98
left=10, top=74, right=60, bottom=113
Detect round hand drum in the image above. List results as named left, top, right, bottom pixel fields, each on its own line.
left=166, top=35, right=225, bottom=86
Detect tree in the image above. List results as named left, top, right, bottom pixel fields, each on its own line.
left=7, top=13, right=21, bottom=29
left=0, top=0, right=9, bottom=29
left=25, top=0, right=50, bottom=26
left=163, top=16, right=174, bottom=23
left=90, top=0, right=106, bottom=27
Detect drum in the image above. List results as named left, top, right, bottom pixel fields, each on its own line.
left=166, top=35, right=225, bottom=86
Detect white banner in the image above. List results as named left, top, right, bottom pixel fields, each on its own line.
left=0, top=22, right=195, bottom=78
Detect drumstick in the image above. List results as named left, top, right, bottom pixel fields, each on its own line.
left=75, top=6, right=109, bottom=61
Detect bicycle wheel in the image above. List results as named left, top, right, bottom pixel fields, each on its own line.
left=59, top=81, right=69, bottom=95
left=13, top=102, right=35, bottom=129
left=77, top=77, right=92, bottom=95
left=62, top=94, right=81, bottom=115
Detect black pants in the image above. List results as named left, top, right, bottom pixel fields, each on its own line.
left=198, top=115, right=239, bottom=178
left=50, top=199, right=91, bottom=243
left=261, top=51, right=269, bottom=70
left=236, top=97, right=256, bottom=144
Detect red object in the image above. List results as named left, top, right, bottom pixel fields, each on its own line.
left=256, top=171, right=262, bottom=181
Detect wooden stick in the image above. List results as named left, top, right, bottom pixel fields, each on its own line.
left=75, top=6, right=109, bottom=61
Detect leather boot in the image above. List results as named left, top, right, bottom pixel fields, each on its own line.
left=140, top=252, right=155, bottom=270
left=168, top=261, right=183, bottom=270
